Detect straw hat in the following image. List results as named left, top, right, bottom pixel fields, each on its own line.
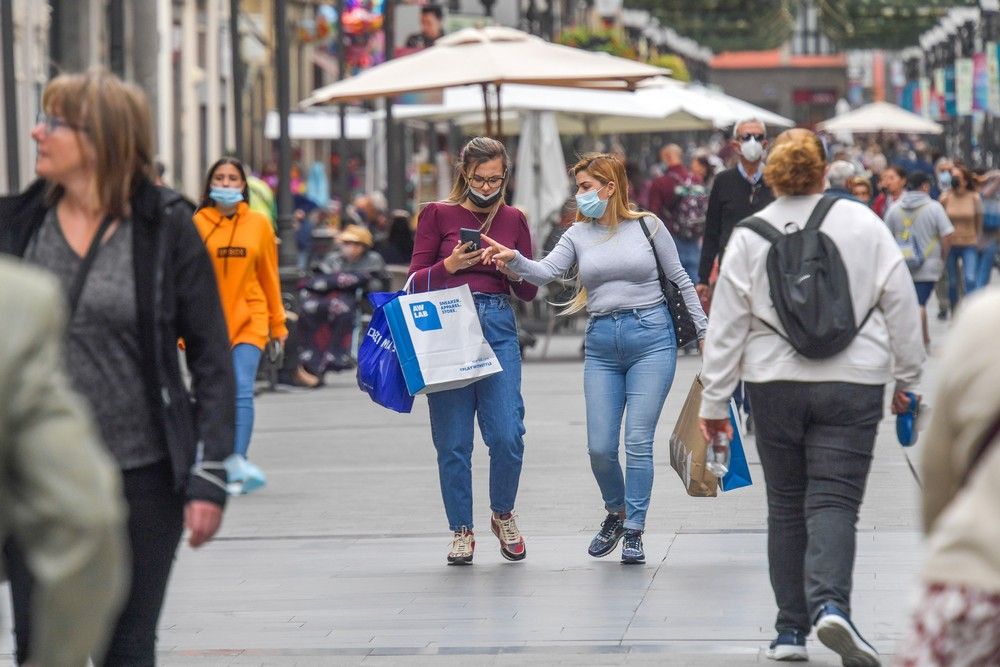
left=339, top=225, right=374, bottom=248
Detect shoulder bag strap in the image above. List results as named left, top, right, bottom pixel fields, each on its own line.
left=67, top=215, right=116, bottom=317
left=637, top=216, right=669, bottom=295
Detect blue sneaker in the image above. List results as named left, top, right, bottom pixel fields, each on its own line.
left=620, top=529, right=644, bottom=564
left=814, top=603, right=880, bottom=667
left=588, top=513, right=626, bottom=558
left=224, top=454, right=267, bottom=496
left=766, top=630, right=808, bottom=661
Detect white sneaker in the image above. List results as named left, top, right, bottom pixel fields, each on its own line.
left=814, top=604, right=880, bottom=667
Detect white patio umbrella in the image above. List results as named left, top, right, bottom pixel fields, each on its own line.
left=514, top=111, right=570, bottom=251
left=300, top=26, right=667, bottom=136
left=263, top=110, right=373, bottom=140
left=630, top=77, right=795, bottom=130
left=816, top=101, right=943, bottom=135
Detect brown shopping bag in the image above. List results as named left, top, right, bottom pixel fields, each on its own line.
left=669, top=375, right=718, bottom=497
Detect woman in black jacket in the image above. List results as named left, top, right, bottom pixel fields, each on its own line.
left=0, top=69, right=234, bottom=665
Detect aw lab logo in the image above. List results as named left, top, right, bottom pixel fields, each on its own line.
left=410, top=301, right=442, bottom=331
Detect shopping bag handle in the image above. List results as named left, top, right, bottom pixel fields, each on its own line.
left=401, top=270, right=433, bottom=294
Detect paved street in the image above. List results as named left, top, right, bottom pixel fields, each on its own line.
left=2, top=318, right=947, bottom=665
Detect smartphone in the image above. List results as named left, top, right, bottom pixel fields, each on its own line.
left=460, top=227, right=482, bottom=252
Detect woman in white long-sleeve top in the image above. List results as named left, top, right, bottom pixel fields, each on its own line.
left=698, top=129, right=925, bottom=665
left=482, top=152, right=707, bottom=565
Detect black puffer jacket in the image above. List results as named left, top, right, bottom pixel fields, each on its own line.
left=0, top=178, right=235, bottom=506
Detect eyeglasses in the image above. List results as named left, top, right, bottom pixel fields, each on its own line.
left=36, top=112, right=87, bottom=135
left=468, top=173, right=505, bottom=189
left=738, top=133, right=765, bottom=142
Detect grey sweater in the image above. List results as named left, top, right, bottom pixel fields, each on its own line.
left=508, top=216, right=708, bottom=333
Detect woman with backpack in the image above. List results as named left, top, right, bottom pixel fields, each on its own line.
left=481, top=153, right=707, bottom=565
left=698, top=129, right=924, bottom=665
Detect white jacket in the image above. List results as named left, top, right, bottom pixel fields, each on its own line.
left=700, top=194, right=925, bottom=420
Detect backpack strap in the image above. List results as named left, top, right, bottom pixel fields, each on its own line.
left=803, top=195, right=840, bottom=232
left=737, top=216, right=783, bottom=244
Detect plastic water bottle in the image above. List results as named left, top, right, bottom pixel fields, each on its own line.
left=706, top=432, right=731, bottom=478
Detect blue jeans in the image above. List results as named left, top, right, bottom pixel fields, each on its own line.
left=427, top=294, right=525, bottom=531
left=977, top=239, right=998, bottom=288
left=673, top=237, right=701, bottom=284
left=584, top=303, right=678, bottom=531
left=233, top=343, right=262, bottom=458
left=947, top=245, right=978, bottom=306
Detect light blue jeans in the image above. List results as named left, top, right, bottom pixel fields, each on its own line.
left=584, top=303, right=678, bottom=531
left=976, top=239, right=998, bottom=288
left=232, top=343, right=263, bottom=458
left=427, top=294, right=525, bottom=531
left=947, top=245, right=978, bottom=307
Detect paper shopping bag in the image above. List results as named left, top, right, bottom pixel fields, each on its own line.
left=355, top=290, right=414, bottom=413
left=383, top=283, right=502, bottom=395
left=669, top=375, right=718, bottom=497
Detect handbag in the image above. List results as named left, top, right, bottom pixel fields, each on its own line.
left=637, top=216, right=699, bottom=348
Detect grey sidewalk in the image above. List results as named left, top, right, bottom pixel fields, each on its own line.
left=1, top=320, right=945, bottom=665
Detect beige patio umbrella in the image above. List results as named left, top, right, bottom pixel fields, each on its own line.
left=816, top=101, right=943, bottom=135
left=300, top=26, right=667, bottom=136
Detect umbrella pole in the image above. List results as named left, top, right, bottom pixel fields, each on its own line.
left=496, top=83, right=503, bottom=140
left=481, top=83, right=494, bottom=138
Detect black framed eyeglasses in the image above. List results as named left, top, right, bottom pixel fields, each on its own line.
left=36, top=111, right=87, bottom=135
left=468, top=173, right=506, bottom=188
left=738, top=133, right=765, bottom=142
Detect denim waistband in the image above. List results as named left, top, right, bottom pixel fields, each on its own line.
left=472, top=292, right=511, bottom=309
left=589, top=301, right=666, bottom=321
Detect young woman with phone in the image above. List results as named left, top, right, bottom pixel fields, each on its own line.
left=409, top=136, right=538, bottom=565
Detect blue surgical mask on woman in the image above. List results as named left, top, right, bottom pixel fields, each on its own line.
left=210, top=186, right=244, bottom=207
left=576, top=184, right=608, bottom=219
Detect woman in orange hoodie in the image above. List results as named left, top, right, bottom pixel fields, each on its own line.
left=194, top=157, right=287, bottom=494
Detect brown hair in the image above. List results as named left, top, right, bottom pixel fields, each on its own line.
left=557, top=153, right=647, bottom=315
left=42, top=68, right=155, bottom=218
left=951, top=164, right=976, bottom=192
left=762, top=129, right=826, bottom=196
left=444, top=136, right=511, bottom=234
left=199, top=157, right=251, bottom=210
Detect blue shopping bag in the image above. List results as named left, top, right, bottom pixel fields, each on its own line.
left=356, top=290, right=414, bottom=413
left=721, top=402, right=753, bottom=492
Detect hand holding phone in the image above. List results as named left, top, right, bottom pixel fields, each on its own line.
left=460, top=228, right=482, bottom=252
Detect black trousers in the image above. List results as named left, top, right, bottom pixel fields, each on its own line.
left=5, top=460, right=185, bottom=666
left=745, top=381, right=883, bottom=635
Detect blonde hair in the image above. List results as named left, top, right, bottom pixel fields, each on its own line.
left=443, top=136, right=511, bottom=234
left=559, top=153, right=646, bottom=315
left=762, top=129, right=826, bottom=196
left=42, top=68, right=155, bottom=218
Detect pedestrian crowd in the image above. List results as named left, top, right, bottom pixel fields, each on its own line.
left=0, top=67, right=998, bottom=667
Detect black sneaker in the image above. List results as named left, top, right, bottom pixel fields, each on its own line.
left=588, top=513, right=626, bottom=557
left=766, top=629, right=808, bottom=661
left=620, top=529, right=645, bottom=564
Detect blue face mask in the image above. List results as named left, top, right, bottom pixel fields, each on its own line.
left=575, top=184, right=608, bottom=219
left=210, top=186, right=244, bottom=207
left=937, top=171, right=952, bottom=189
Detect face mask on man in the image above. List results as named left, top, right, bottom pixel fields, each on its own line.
left=575, top=184, right=609, bottom=219
left=210, top=187, right=244, bottom=206
left=740, top=138, right=764, bottom=162
left=467, top=186, right=502, bottom=208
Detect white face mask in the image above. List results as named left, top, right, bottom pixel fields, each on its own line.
left=740, top=138, right=764, bottom=162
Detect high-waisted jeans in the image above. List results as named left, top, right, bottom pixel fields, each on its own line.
left=427, top=294, right=525, bottom=532
left=584, top=303, right=677, bottom=531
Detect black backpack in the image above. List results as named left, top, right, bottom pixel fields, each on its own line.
left=737, top=195, right=873, bottom=360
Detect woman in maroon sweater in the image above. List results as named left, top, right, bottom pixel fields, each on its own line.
left=409, top=137, right=538, bottom=565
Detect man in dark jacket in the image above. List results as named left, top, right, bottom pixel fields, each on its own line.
left=697, top=118, right=775, bottom=303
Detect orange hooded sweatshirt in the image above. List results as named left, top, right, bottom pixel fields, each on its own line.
left=194, top=202, right=287, bottom=349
